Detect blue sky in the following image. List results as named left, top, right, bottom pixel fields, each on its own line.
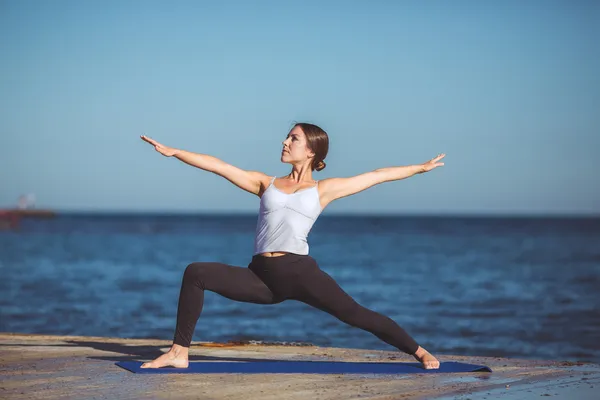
left=1, top=0, right=598, bottom=215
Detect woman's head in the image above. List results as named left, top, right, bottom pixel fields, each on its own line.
left=281, top=123, right=329, bottom=172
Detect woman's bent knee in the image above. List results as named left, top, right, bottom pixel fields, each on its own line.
left=183, top=262, right=208, bottom=288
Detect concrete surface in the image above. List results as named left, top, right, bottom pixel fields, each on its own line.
left=0, top=333, right=598, bottom=399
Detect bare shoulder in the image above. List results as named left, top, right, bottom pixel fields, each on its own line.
left=253, top=172, right=275, bottom=198
left=316, top=177, right=340, bottom=207
left=317, top=171, right=384, bottom=204
left=210, top=162, right=274, bottom=198
left=317, top=177, right=336, bottom=185
left=249, top=171, right=273, bottom=184
left=317, top=176, right=347, bottom=192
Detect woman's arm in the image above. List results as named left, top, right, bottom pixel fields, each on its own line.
left=141, top=135, right=269, bottom=197
left=320, top=154, right=445, bottom=204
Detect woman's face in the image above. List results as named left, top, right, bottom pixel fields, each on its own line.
left=281, top=126, right=314, bottom=165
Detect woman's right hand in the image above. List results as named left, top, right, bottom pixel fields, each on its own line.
left=141, top=135, right=179, bottom=157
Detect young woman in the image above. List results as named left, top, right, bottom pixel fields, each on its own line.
left=140, top=122, right=445, bottom=369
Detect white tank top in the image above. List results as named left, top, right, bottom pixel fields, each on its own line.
left=253, top=176, right=323, bottom=255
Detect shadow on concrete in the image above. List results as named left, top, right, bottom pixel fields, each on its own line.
left=0, top=340, right=284, bottom=363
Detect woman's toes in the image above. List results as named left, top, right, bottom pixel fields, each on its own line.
left=425, top=361, right=440, bottom=369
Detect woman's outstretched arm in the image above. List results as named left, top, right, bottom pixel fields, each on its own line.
left=320, top=154, right=445, bottom=204
left=140, top=135, right=269, bottom=196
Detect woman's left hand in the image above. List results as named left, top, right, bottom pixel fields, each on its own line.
left=420, top=153, right=445, bottom=173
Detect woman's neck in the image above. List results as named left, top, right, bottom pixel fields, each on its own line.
left=286, top=165, right=314, bottom=183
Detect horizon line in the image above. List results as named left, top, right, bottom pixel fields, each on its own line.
left=28, top=209, right=600, bottom=218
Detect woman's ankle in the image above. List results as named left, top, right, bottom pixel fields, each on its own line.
left=414, top=346, right=427, bottom=358
left=170, top=344, right=189, bottom=356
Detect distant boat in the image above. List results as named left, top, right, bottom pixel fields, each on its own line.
left=0, top=209, right=56, bottom=230
left=0, top=209, right=56, bottom=218
left=0, top=194, right=56, bottom=229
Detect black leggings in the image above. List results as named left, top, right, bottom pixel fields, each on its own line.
left=173, top=253, right=419, bottom=355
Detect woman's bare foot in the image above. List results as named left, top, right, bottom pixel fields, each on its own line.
left=141, top=344, right=190, bottom=369
left=413, top=346, right=440, bottom=369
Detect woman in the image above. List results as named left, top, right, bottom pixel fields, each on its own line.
left=140, top=123, right=445, bottom=369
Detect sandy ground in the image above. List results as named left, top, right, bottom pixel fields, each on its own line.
left=0, top=333, right=597, bottom=399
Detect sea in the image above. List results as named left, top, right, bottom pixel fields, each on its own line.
left=1, top=214, right=599, bottom=363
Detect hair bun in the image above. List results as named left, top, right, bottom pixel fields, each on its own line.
left=315, top=160, right=326, bottom=171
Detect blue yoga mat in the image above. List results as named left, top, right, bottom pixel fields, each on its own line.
left=116, top=360, right=492, bottom=374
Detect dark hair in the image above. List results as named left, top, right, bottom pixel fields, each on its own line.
left=295, top=122, right=329, bottom=172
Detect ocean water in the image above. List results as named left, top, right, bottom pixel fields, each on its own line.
left=1, top=214, right=599, bottom=363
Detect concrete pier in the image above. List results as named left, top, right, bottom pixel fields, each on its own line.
left=0, top=333, right=598, bottom=399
